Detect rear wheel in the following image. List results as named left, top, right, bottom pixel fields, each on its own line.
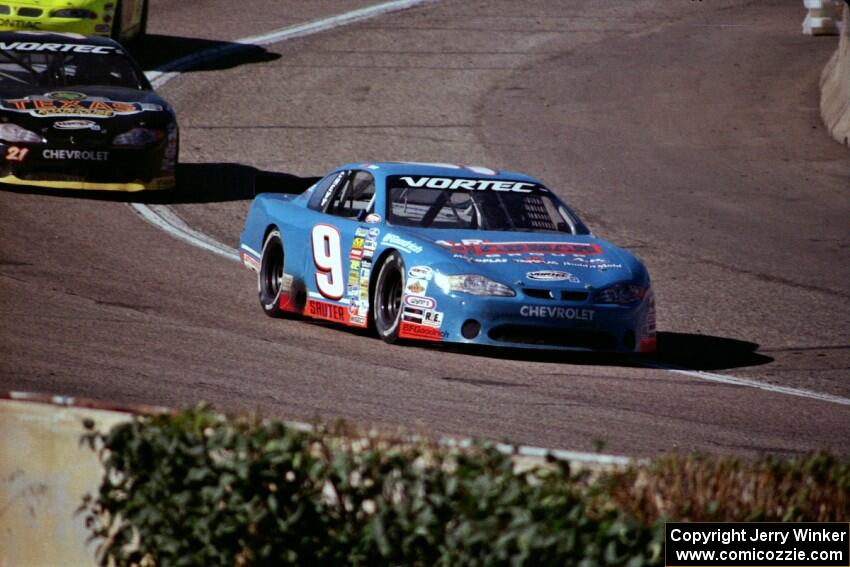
left=373, top=251, right=405, bottom=343
left=258, top=229, right=285, bottom=317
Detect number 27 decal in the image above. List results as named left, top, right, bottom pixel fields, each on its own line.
left=5, top=146, right=29, bottom=162
left=311, top=224, right=344, bottom=299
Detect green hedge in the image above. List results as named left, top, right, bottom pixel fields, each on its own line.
left=81, top=407, right=848, bottom=566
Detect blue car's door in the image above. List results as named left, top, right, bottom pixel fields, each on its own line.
left=303, top=169, right=378, bottom=328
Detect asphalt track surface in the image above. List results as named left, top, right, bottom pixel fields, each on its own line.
left=1, top=0, right=848, bottom=457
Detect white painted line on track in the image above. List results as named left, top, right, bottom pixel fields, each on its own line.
left=647, top=363, right=850, bottom=407
left=124, top=0, right=848, bottom=467
left=131, top=203, right=239, bottom=262
left=145, top=0, right=436, bottom=89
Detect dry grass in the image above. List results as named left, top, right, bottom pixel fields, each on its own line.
left=596, top=453, right=850, bottom=523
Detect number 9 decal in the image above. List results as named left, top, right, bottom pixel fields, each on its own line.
left=311, top=224, right=344, bottom=299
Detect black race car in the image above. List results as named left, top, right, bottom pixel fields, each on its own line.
left=0, top=31, right=177, bottom=191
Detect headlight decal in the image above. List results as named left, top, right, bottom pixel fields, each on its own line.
left=0, top=123, right=44, bottom=143
left=112, top=127, right=165, bottom=147
left=593, top=283, right=647, bottom=304
left=434, top=273, right=515, bottom=297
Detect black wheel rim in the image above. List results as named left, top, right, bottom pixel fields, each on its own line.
left=379, top=268, right=402, bottom=328
left=262, top=242, right=283, bottom=300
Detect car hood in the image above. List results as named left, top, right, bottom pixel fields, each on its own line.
left=389, top=227, right=647, bottom=290
left=0, top=86, right=174, bottom=132
left=0, top=85, right=166, bottom=106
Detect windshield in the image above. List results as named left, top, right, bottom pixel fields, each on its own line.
left=0, top=47, right=147, bottom=90
left=386, top=175, right=588, bottom=234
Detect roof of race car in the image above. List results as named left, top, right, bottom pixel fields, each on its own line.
left=338, top=161, right=544, bottom=184
left=0, top=31, right=121, bottom=49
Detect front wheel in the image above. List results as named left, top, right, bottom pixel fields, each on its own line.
left=373, top=251, right=405, bottom=343
left=258, top=229, right=285, bottom=317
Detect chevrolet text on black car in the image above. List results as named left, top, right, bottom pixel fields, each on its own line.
left=0, top=32, right=178, bottom=191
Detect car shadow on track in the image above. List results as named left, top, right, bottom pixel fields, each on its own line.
left=0, top=163, right=319, bottom=204
left=429, top=332, right=773, bottom=372
left=128, top=35, right=280, bottom=75
left=158, top=163, right=319, bottom=204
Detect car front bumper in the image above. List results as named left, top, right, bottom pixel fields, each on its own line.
left=0, top=5, right=113, bottom=36
left=400, top=287, right=657, bottom=353
left=0, top=140, right=175, bottom=192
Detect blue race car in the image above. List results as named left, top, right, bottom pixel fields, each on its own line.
left=239, top=162, right=656, bottom=352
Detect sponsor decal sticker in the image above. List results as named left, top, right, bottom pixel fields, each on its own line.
left=403, top=295, right=436, bottom=310
left=408, top=265, right=433, bottom=280
left=346, top=300, right=368, bottom=328
left=513, top=257, right=558, bottom=265
left=307, top=299, right=347, bottom=324
left=405, top=278, right=428, bottom=296
left=0, top=42, right=119, bottom=55
left=399, top=321, right=442, bottom=341
left=0, top=19, right=40, bottom=30
left=520, top=305, right=594, bottom=321
left=381, top=233, right=423, bottom=254
left=365, top=213, right=381, bottom=224
left=561, top=256, right=623, bottom=270
left=422, top=309, right=443, bottom=327
left=1, top=95, right=160, bottom=118
left=42, top=149, right=108, bottom=161
left=46, top=91, right=86, bottom=101
left=399, top=176, right=537, bottom=193
left=320, top=171, right=346, bottom=208
left=466, top=257, right=507, bottom=264
left=526, top=270, right=580, bottom=283
left=53, top=119, right=101, bottom=131
left=562, top=260, right=623, bottom=271
left=438, top=240, right=603, bottom=257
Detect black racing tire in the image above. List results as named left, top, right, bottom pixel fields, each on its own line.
left=373, top=251, right=405, bottom=343
left=258, top=229, right=285, bottom=318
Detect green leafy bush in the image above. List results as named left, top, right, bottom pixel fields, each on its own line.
left=82, top=407, right=848, bottom=566
left=82, top=407, right=661, bottom=566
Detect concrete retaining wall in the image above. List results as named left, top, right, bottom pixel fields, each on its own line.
left=820, top=3, right=850, bottom=147
left=0, top=395, right=133, bottom=567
